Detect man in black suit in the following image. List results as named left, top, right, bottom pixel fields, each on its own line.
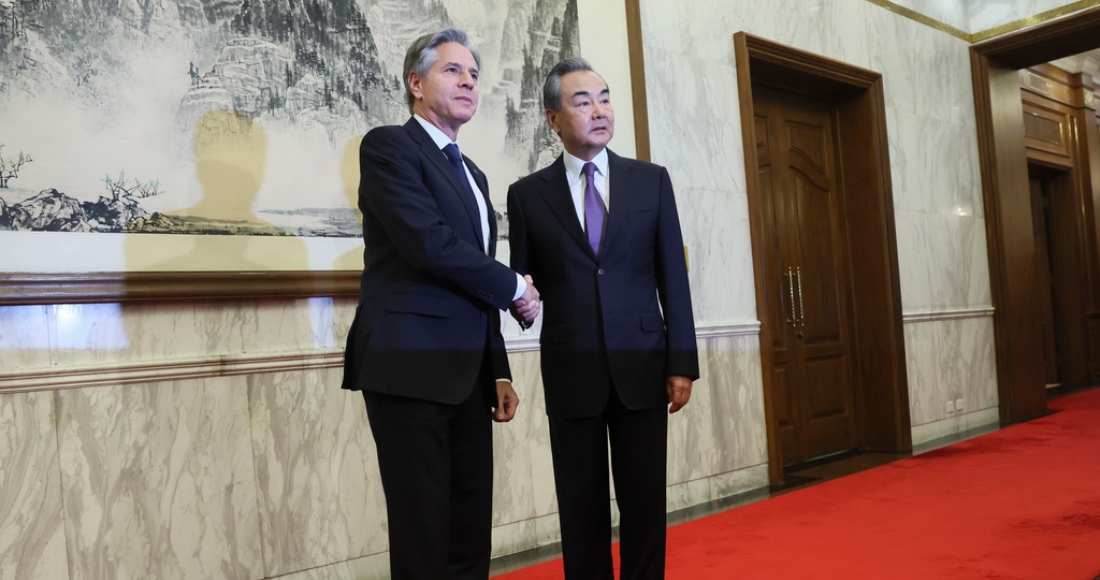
left=341, top=28, right=539, bottom=580
left=507, top=58, right=699, bottom=579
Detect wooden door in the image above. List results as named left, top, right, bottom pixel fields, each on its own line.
left=1029, top=175, right=1060, bottom=386
left=753, top=84, right=858, bottom=466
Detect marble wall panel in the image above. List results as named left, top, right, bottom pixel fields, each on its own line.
left=904, top=320, right=952, bottom=427
left=0, top=392, right=69, bottom=580
left=889, top=0, right=972, bottom=31
left=904, top=316, right=998, bottom=427
left=493, top=351, right=543, bottom=528
left=643, top=0, right=871, bottom=70
left=886, top=107, right=983, bottom=219
left=867, top=5, right=974, bottom=123
left=247, top=368, right=385, bottom=577
left=640, top=51, right=756, bottom=323
left=893, top=210, right=992, bottom=312
left=0, top=305, right=54, bottom=370
left=262, top=551, right=388, bottom=580
left=959, top=317, right=999, bottom=411
left=29, top=297, right=356, bottom=372
left=967, top=0, right=1081, bottom=33
left=667, top=334, right=768, bottom=485
left=55, top=378, right=262, bottom=580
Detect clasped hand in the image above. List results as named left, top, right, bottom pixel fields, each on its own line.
left=510, top=275, right=540, bottom=326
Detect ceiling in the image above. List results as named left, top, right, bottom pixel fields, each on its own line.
left=1050, top=48, right=1100, bottom=78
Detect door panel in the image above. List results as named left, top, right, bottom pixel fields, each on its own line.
left=1029, top=175, right=1059, bottom=385
left=754, top=84, right=858, bottom=466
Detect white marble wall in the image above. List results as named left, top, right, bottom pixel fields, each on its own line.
left=904, top=315, right=999, bottom=444
left=0, top=392, right=68, bottom=580
left=966, top=0, right=1081, bottom=33
left=888, top=0, right=972, bottom=32
left=882, top=0, right=1086, bottom=35
left=56, top=378, right=262, bottom=580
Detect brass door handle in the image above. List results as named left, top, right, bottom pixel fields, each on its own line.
left=795, top=267, right=805, bottom=327
left=785, top=267, right=796, bottom=324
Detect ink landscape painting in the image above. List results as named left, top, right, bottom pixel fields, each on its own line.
left=0, top=0, right=577, bottom=270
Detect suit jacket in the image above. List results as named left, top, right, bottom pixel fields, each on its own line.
left=507, top=150, right=699, bottom=418
left=342, top=118, right=515, bottom=404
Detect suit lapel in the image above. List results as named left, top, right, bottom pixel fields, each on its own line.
left=403, top=118, right=484, bottom=250
left=468, top=158, right=494, bottom=254
left=538, top=156, right=596, bottom=260
left=600, top=149, right=640, bottom=255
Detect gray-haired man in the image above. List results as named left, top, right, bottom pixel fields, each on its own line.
left=341, top=28, right=539, bottom=579
left=507, top=58, right=699, bottom=579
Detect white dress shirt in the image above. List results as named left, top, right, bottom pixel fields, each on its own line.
left=562, top=148, right=610, bottom=232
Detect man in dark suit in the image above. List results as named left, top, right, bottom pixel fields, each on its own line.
left=341, top=28, right=539, bottom=580
left=507, top=58, right=699, bottom=579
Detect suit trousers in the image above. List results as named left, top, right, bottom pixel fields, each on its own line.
left=549, top=388, right=668, bottom=580
left=363, top=383, right=493, bottom=580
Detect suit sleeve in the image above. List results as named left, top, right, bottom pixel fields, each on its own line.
left=360, top=130, right=518, bottom=311
left=654, top=167, right=700, bottom=380
left=506, top=183, right=530, bottom=277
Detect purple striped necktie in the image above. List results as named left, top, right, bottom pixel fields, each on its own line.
left=582, top=161, right=606, bottom=253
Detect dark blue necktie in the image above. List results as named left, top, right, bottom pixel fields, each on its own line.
left=442, top=143, right=484, bottom=246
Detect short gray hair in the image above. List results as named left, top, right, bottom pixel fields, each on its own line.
left=543, top=57, right=597, bottom=111
left=403, top=28, right=481, bottom=113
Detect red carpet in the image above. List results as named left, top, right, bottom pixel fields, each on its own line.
left=499, top=388, right=1100, bottom=579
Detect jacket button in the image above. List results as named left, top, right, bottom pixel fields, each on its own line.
left=598, top=269, right=605, bottom=276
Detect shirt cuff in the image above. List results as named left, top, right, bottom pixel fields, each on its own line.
left=512, top=273, right=527, bottom=302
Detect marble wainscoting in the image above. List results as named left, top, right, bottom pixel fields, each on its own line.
left=902, top=309, right=1000, bottom=445
left=0, top=308, right=773, bottom=580
left=247, top=368, right=386, bottom=578
left=55, top=377, right=264, bottom=580
left=0, top=391, right=69, bottom=580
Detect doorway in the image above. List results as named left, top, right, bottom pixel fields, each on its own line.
left=1029, top=168, right=1063, bottom=387
left=971, top=8, right=1100, bottom=420
left=753, top=85, right=858, bottom=466
left=735, top=33, right=912, bottom=484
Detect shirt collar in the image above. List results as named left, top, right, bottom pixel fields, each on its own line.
left=563, top=148, right=609, bottom=184
left=414, top=114, right=457, bottom=150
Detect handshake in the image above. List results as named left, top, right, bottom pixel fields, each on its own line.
left=509, top=274, right=540, bottom=328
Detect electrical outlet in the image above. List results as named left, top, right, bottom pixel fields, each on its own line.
left=956, top=398, right=965, bottom=412
left=947, top=400, right=955, bottom=414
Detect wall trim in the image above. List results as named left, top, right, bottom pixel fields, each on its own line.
left=504, top=321, right=763, bottom=352
left=0, top=311, right=998, bottom=394
left=902, top=306, right=995, bottom=323
left=0, top=321, right=767, bottom=394
left=0, top=350, right=345, bottom=395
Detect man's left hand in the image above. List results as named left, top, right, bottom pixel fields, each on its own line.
left=494, top=380, right=520, bottom=422
left=666, top=375, right=693, bottom=414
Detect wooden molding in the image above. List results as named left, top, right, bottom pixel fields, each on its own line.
left=624, top=0, right=651, bottom=163
left=0, top=271, right=361, bottom=306
left=971, top=6, right=1100, bottom=419
left=971, top=6, right=1100, bottom=69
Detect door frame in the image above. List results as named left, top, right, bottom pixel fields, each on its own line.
left=734, top=33, right=912, bottom=484
left=970, top=6, right=1100, bottom=422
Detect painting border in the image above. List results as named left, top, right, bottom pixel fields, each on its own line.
left=0, top=0, right=649, bottom=306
